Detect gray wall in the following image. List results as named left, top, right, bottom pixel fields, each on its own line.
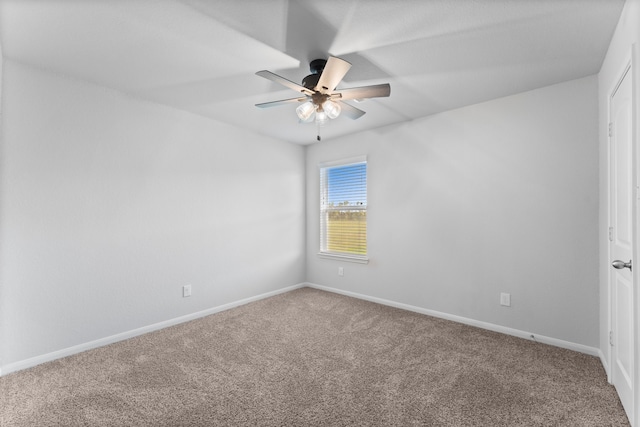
left=0, top=60, right=603, bottom=371
left=0, top=61, right=306, bottom=367
left=306, top=76, right=600, bottom=347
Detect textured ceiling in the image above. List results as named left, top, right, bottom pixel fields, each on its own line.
left=0, top=0, right=625, bottom=145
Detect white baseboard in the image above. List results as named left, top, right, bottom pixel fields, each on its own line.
left=305, top=282, right=601, bottom=357
left=3, top=282, right=603, bottom=377
left=599, top=349, right=611, bottom=380
left=0, top=283, right=306, bottom=376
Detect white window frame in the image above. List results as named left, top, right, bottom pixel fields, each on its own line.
left=318, top=156, right=369, bottom=264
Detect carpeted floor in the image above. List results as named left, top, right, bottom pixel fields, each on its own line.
left=0, top=287, right=630, bottom=426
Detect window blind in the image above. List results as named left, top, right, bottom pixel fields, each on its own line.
left=320, top=159, right=367, bottom=257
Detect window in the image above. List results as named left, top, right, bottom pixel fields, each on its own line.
left=319, top=156, right=368, bottom=263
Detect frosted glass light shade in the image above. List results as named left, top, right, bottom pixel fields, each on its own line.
left=296, top=101, right=315, bottom=121
left=323, top=100, right=341, bottom=119
left=315, top=110, right=327, bottom=125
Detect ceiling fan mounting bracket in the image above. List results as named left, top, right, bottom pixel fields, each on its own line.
left=309, top=59, right=327, bottom=75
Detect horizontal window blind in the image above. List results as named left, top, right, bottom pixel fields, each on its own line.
left=320, top=159, right=367, bottom=256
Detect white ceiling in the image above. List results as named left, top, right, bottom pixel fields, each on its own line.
left=0, top=0, right=625, bottom=145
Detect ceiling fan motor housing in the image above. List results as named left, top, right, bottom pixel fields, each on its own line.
left=302, top=58, right=327, bottom=90
left=302, top=74, right=320, bottom=90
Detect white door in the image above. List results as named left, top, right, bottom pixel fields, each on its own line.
left=610, top=64, right=635, bottom=424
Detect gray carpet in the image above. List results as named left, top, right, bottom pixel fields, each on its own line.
left=0, top=287, right=630, bottom=426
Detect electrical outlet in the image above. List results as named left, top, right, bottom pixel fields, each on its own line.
left=500, top=292, right=511, bottom=307
left=183, top=285, right=192, bottom=298
left=338, top=267, right=344, bottom=277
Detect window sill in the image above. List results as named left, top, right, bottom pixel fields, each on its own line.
left=317, top=252, right=369, bottom=264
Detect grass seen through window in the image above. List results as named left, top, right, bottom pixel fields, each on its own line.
left=327, top=210, right=367, bottom=254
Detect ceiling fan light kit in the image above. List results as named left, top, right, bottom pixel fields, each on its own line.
left=324, top=100, right=341, bottom=119
left=255, top=56, right=391, bottom=141
left=296, top=101, right=315, bottom=122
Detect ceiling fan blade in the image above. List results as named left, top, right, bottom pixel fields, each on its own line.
left=338, top=101, right=366, bottom=120
left=315, top=56, right=352, bottom=94
left=256, top=70, right=314, bottom=95
left=255, top=97, right=308, bottom=108
left=333, top=83, right=391, bottom=101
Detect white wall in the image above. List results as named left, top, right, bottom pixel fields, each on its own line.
left=598, top=0, right=640, bottom=374
left=0, top=61, right=306, bottom=369
left=0, top=37, right=611, bottom=372
left=307, top=76, right=599, bottom=348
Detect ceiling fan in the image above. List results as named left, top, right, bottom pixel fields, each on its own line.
left=255, top=56, right=391, bottom=141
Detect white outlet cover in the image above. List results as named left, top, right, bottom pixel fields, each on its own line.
left=183, top=285, right=192, bottom=297
left=500, top=292, right=511, bottom=307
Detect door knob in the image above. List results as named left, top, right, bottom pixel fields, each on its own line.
left=612, top=259, right=632, bottom=271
